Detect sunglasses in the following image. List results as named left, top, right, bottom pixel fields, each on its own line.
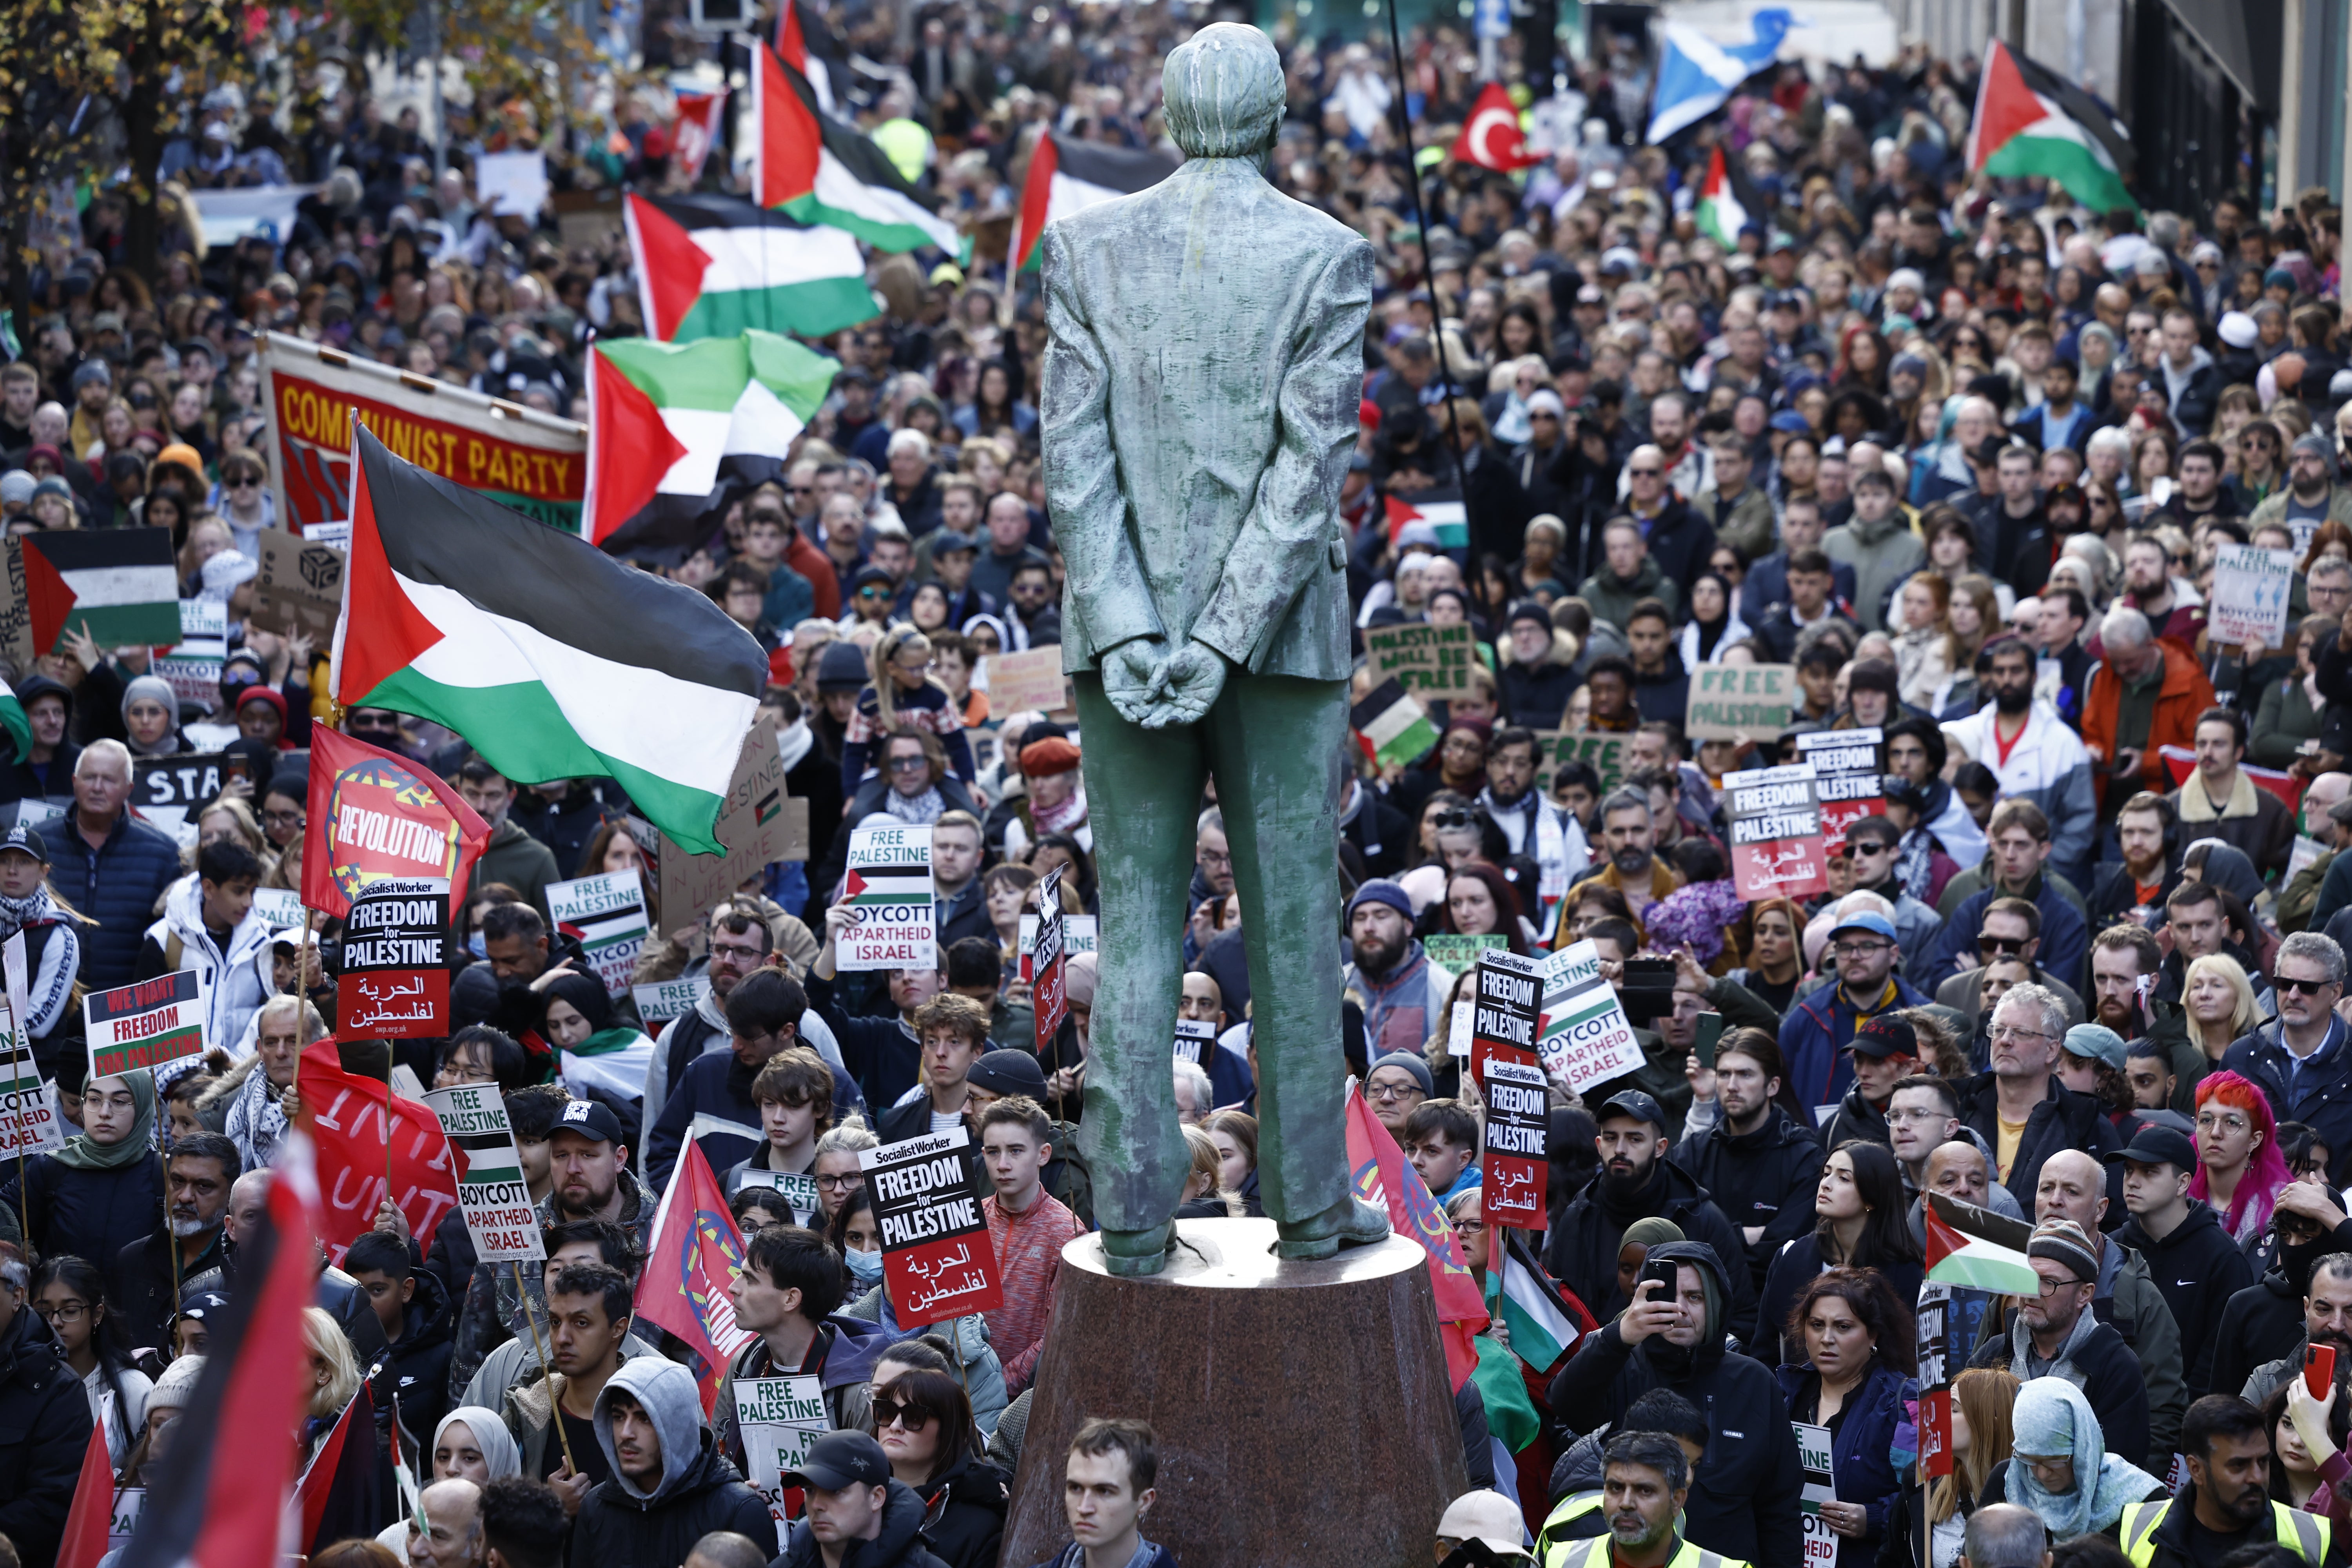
left=857, top=587, right=891, bottom=600
left=1977, top=935, right=2028, bottom=956
left=2278, top=976, right=2339, bottom=996
left=870, top=1396, right=936, bottom=1431
left=228, top=476, right=260, bottom=489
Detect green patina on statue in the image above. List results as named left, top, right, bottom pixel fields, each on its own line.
left=1040, top=20, right=1392, bottom=1276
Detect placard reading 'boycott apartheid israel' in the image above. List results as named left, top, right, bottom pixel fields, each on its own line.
left=547, top=871, right=652, bottom=997
left=1535, top=939, right=1646, bottom=1093
left=1723, top=763, right=1831, bottom=901
left=838, top=823, right=935, bottom=971
left=735, top=1374, right=829, bottom=1546
left=1794, top=728, right=1885, bottom=855
left=422, top=1083, right=545, bottom=1264
left=2208, top=544, right=2297, bottom=650
left=1364, top=622, right=1477, bottom=695
left=85, top=970, right=205, bottom=1080
left=339, top=877, right=451, bottom=1037
left=1482, top=1059, right=1549, bottom=1229
left=1032, top=864, right=1067, bottom=1050
left=1470, top=949, right=1543, bottom=1088
left=1798, top=1420, right=1838, bottom=1568
left=1685, top=663, right=1796, bottom=741
left=858, top=1125, right=1004, bottom=1328
left=0, top=975, right=60, bottom=1158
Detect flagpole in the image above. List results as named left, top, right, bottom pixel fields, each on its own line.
left=514, top=1263, right=582, bottom=1474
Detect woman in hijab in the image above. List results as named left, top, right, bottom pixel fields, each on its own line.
left=1984, top=1377, right=2162, bottom=1536
left=1678, top=572, right=1751, bottom=671
left=0, top=1069, right=163, bottom=1265
left=373, top=1405, right=524, bottom=1551
left=543, top=970, right=655, bottom=1114
left=120, top=673, right=186, bottom=759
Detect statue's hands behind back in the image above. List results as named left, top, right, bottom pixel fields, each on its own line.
left=1103, top=635, right=1172, bottom=725
left=1140, top=639, right=1228, bottom=729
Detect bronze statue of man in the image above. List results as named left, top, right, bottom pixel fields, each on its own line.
left=1040, top=20, right=1389, bottom=1275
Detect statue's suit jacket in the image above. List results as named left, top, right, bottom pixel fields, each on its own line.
left=1039, top=158, right=1375, bottom=682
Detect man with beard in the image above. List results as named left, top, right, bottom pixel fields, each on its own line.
left=2249, top=430, right=2352, bottom=540
left=1956, top=985, right=2120, bottom=1209
left=1566, top=789, right=1683, bottom=933
left=2169, top=708, right=2296, bottom=876
left=1624, top=602, right=1688, bottom=726
left=2111, top=1125, right=2252, bottom=1403
left=2090, top=792, right=2186, bottom=933
left=1779, top=911, right=1932, bottom=1114
left=114, top=1131, right=238, bottom=1350
left=1479, top=726, right=1590, bottom=924
left=2119, top=535, right=2208, bottom=656
left=187, top=1169, right=389, bottom=1365
left=1943, top=639, right=2099, bottom=895
left=1545, top=1241, right=1798, bottom=1568
left=1840, top=818, right=1944, bottom=977
left=2118, top=1396, right=2325, bottom=1568
left=2091, top=924, right=2203, bottom=1114
left=452, top=1100, right=657, bottom=1395
left=1340, top=880, right=1452, bottom=1060
left=1671, top=1033, right=1825, bottom=1291
left=459, top=757, right=561, bottom=920
left=1929, top=801, right=2091, bottom=996
left=2220, top=932, right=2352, bottom=1159
left=1543, top=1432, right=1702, bottom=1568
left=2032, top=1147, right=2188, bottom=1457
left=1966, top=1218, right=2152, bottom=1467
left=1882, top=733, right=1981, bottom=900
left=2212, top=1194, right=2352, bottom=1405
left=1545, top=1089, right=1755, bottom=1343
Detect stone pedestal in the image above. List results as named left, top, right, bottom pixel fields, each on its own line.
left=1001, top=1217, right=1467, bottom=1568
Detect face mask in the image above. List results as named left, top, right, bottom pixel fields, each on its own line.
left=844, top=1247, right=884, bottom=1287
left=466, top=933, right=486, bottom=959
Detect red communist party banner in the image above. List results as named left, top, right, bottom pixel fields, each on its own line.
left=296, top=1041, right=459, bottom=1266
left=304, top=726, right=490, bottom=920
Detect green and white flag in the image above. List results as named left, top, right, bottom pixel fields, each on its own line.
left=1485, top=1230, right=1581, bottom=1373
left=0, top=680, right=31, bottom=769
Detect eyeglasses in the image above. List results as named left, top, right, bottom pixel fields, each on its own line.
left=1198, top=849, right=1231, bottom=867
left=2198, top=1113, right=2252, bottom=1134
left=1885, top=1109, right=1946, bottom=1125
left=228, top=476, right=260, bottom=489
left=1988, top=1025, right=2054, bottom=1044
left=871, top=1397, right=936, bottom=1432
left=1453, top=1216, right=1486, bottom=1235
left=2278, top=976, right=2340, bottom=996
left=887, top=755, right=929, bottom=773
left=1977, top=935, right=2028, bottom=956
left=710, top=940, right=766, bottom=960
left=813, top=1172, right=864, bottom=1191
left=1832, top=941, right=1892, bottom=958
left=262, top=808, right=304, bottom=828
left=1367, top=1081, right=1425, bottom=1103
left=34, top=1300, right=89, bottom=1323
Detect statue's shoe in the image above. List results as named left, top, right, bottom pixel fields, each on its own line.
left=1274, top=1196, right=1392, bottom=1261
left=1099, top=1221, right=1176, bottom=1277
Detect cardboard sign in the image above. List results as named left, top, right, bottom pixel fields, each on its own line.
left=156, top=596, right=228, bottom=714
left=1535, top=939, right=1646, bottom=1093
left=1685, top=663, right=1797, bottom=741
left=1448, top=999, right=1474, bottom=1058
left=132, top=751, right=249, bottom=845
left=1482, top=1058, right=1549, bottom=1228
left=339, top=877, right=452, bottom=1037
left=633, top=975, right=711, bottom=1027
left=1470, top=949, right=1543, bottom=1088
left=981, top=648, right=1070, bottom=715
left=838, top=824, right=934, bottom=971
left=1532, top=730, right=1631, bottom=798
left=1365, top=622, right=1478, bottom=695
left=422, top=1083, right=546, bottom=1264
left=252, top=887, right=305, bottom=930
left=1723, top=764, right=1830, bottom=900
left=0, top=936, right=59, bottom=1158
left=735, top=1167, right=822, bottom=1227
left=85, top=970, right=205, bottom=1080
left=1916, top=1279, right=1954, bottom=1480
left=1032, top=865, right=1067, bottom=1048
left=658, top=720, right=804, bottom=923
left=1174, top=1018, right=1217, bottom=1065
left=548, top=871, right=651, bottom=996
left=858, top=1125, right=1005, bottom=1328
left=734, top=1374, right=828, bottom=1547
left=1423, top=933, right=1508, bottom=981
left=2208, top=544, right=2296, bottom=649
left=1017, top=913, right=1096, bottom=982
left=1797, top=1421, right=1838, bottom=1568
left=1794, top=728, right=1885, bottom=855
left=248, top=529, right=347, bottom=640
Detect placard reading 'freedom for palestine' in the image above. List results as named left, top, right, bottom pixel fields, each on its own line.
left=85, top=970, right=205, bottom=1080
left=858, top=1125, right=1004, bottom=1328
left=1470, top=949, right=1543, bottom=1089
left=1723, top=764, right=1830, bottom=900
left=422, top=1083, right=545, bottom=1264
left=838, top=823, right=935, bottom=971
left=1794, top=728, right=1884, bottom=855
left=339, top=878, right=452, bottom=1037
left=1482, top=1059, right=1549, bottom=1229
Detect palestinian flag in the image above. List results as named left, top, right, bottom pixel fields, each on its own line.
left=19, top=528, right=181, bottom=653
left=54, top=1421, right=113, bottom=1568
left=1694, top=144, right=1764, bottom=248
left=1353, top=679, right=1439, bottom=770
left=330, top=424, right=767, bottom=854
left=624, top=191, right=875, bottom=345
left=585, top=329, right=840, bottom=554
left=292, top=1384, right=384, bottom=1557
left=1008, top=132, right=1182, bottom=274
left=755, top=45, right=964, bottom=257
left=775, top=0, right=853, bottom=116
left=1383, top=490, right=1468, bottom=551
left=1968, top=40, right=2136, bottom=214
left=1924, top=1196, right=2039, bottom=1296
left=844, top=860, right=933, bottom=909
left=1483, top=1229, right=1588, bottom=1374
left=0, top=679, right=31, bottom=768
left=117, top=1132, right=322, bottom=1568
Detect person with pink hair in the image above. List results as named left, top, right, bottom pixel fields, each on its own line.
left=2190, top=1070, right=2293, bottom=1245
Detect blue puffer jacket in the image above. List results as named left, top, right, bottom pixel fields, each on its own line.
left=54, top=806, right=186, bottom=990
left=1773, top=1358, right=1917, bottom=1568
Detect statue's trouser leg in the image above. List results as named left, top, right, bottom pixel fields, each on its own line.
left=1069, top=670, right=1352, bottom=1246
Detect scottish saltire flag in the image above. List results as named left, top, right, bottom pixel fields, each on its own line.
left=1647, top=9, right=1793, bottom=143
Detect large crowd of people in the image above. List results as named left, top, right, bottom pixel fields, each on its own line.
left=0, top=1, right=2350, bottom=1566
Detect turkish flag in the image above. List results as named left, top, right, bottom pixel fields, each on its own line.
left=1451, top=83, right=1541, bottom=172
left=296, top=1041, right=461, bottom=1267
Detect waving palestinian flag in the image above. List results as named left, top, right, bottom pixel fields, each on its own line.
left=585, top=329, right=839, bottom=555
left=1694, top=144, right=1766, bottom=248
left=754, top=44, right=965, bottom=257
left=775, top=0, right=852, bottom=115
left=331, top=423, right=765, bottom=853
left=1967, top=40, right=2136, bottom=214
left=1384, top=490, right=1468, bottom=551
left=625, top=191, right=875, bottom=344
left=1008, top=131, right=1181, bottom=274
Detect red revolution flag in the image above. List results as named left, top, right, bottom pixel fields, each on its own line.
left=296, top=1040, right=460, bottom=1266
left=1345, top=1085, right=1488, bottom=1390
left=304, top=725, right=490, bottom=920
left=634, top=1138, right=757, bottom=1416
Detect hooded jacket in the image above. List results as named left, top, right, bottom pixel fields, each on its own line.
left=1342, top=939, right=1453, bottom=1062
left=779, top=1477, right=955, bottom=1568
left=1967, top=1288, right=2152, bottom=1468
left=470, top=816, right=560, bottom=921
left=908, top=1450, right=1011, bottom=1568
left=0, top=1304, right=94, bottom=1568
left=638, top=964, right=855, bottom=1148
left=1545, top=1156, right=1758, bottom=1345
left=452, top=1171, right=659, bottom=1398
left=0, top=673, right=80, bottom=804
left=2114, top=1199, right=2254, bottom=1402
left=1955, top=1071, right=2122, bottom=1212
left=382, top=1265, right=457, bottom=1453
left=1941, top=700, right=2102, bottom=891
left=572, top=1358, right=772, bottom=1568
left=1822, top=506, right=1927, bottom=635
left=1670, top=1105, right=1826, bottom=1291
left=1545, top=1241, right=1803, bottom=1568
left=136, top=876, right=274, bottom=1070
left=2210, top=1218, right=2352, bottom=1405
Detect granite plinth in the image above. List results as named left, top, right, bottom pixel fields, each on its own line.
left=1001, top=1216, right=1467, bottom=1568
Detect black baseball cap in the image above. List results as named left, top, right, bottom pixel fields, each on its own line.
left=0, top=823, right=48, bottom=861
left=2103, top=1125, right=2196, bottom=1172
left=553, top=1100, right=625, bottom=1144
left=783, top=1430, right=891, bottom=1491
left=1850, top=1014, right=1919, bottom=1060
left=1599, top=1089, right=1667, bottom=1131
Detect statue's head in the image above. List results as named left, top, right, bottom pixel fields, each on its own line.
left=1162, top=24, right=1285, bottom=160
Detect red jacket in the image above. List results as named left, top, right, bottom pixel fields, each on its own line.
left=2081, top=641, right=2216, bottom=804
